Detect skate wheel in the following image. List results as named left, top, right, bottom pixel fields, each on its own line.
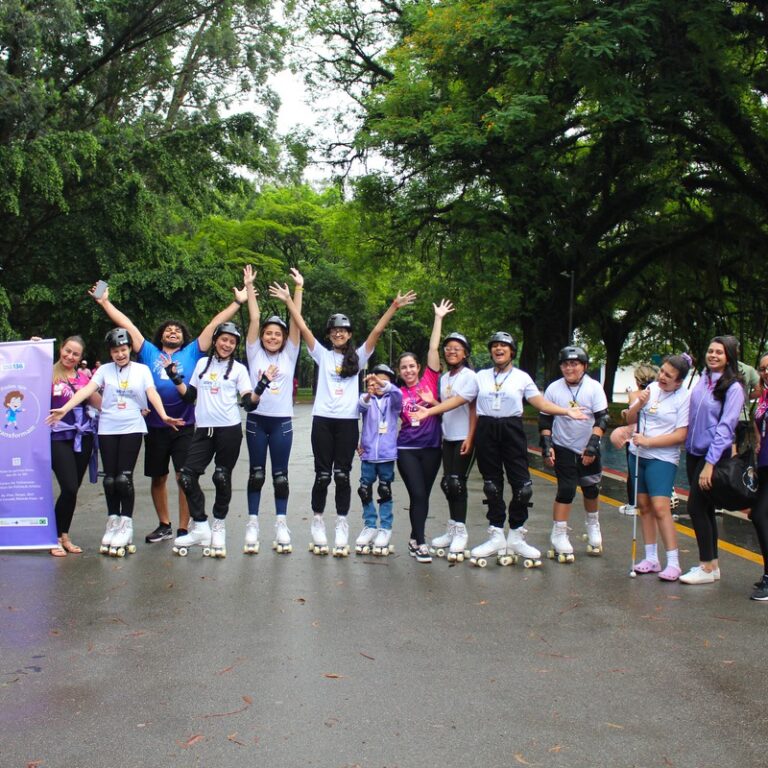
left=477, top=558, right=487, bottom=568
left=436, top=547, right=446, bottom=558
left=272, top=541, right=278, bottom=550
left=178, top=547, right=188, bottom=557
left=127, top=545, right=136, bottom=554
left=456, top=553, right=464, bottom=562
left=382, top=547, right=390, bottom=556
left=99, top=545, right=108, bottom=554
left=557, top=554, right=566, bottom=563
left=116, top=547, right=126, bottom=558
left=582, top=534, right=589, bottom=542
left=308, top=542, right=314, bottom=552
left=523, top=559, right=534, bottom=568
left=202, top=547, right=212, bottom=556
left=547, top=549, right=555, bottom=560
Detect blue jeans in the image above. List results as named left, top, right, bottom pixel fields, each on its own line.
left=245, top=414, right=293, bottom=516
left=359, top=460, right=395, bottom=530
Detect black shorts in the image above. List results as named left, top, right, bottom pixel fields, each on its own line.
left=144, top=424, right=195, bottom=478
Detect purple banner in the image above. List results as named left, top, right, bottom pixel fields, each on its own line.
left=0, top=339, right=58, bottom=549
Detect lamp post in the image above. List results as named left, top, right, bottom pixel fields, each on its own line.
left=560, top=270, right=575, bottom=343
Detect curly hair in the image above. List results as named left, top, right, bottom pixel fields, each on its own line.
left=152, top=320, right=192, bottom=350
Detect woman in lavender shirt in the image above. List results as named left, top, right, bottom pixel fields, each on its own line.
left=680, top=336, right=744, bottom=585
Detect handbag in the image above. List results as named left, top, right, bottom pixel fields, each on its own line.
left=710, top=448, right=759, bottom=510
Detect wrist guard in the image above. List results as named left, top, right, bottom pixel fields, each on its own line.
left=164, top=362, right=183, bottom=385
left=540, top=434, right=554, bottom=458
left=583, top=433, right=601, bottom=457
left=255, top=373, right=271, bottom=396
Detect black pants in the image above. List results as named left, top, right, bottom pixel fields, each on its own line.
left=310, top=416, right=359, bottom=515
left=182, top=425, right=242, bottom=521
left=51, top=435, right=94, bottom=535
left=397, top=447, right=441, bottom=544
left=751, top=467, right=768, bottom=575
left=99, top=433, right=142, bottom=518
left=441, top=440, right=475, bottom=524
left=475, top=416, right=531, bottom=529
left=685, top=452, right=719, bottom=561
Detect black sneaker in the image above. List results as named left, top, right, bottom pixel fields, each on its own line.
left=145, top=524, right=173, bottom=543
left=415, top=544, right=432, bottom=563
left=408, top=539, right=419, bottom=557
left=751, top=577, right=768, bottom=601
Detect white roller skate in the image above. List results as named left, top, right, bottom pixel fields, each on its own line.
left=243, top=516, right=260, bottom=555
left=272, top=515, right=292, bottom=554
left=430, top=520, right=456, bottom=558
left=372, top=528, right=393, bottom=556
left=333, top=516, right=350, bottom=557
left=109, top=516, right=137, bottom=558
left=447, top=522, right=469, bottom=563
left=582, top=512, right=603, bottom=555
left=309, top=514, right=329, bottom=555
left=469, top=526, right=509, bottom=568
left=100, top=515, right=120, bottom=554
left=506, top=526, right=542, bottom=568
left=548, top=521, right=575, bottom=563
left=172, top=520, right=212, bottom=557
left=209, top=518, right=227, bottom=558
left=355, top=526, right=378, bottom=555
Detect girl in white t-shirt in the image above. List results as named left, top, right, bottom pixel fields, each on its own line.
left=164, top=322, right=266, bottom=558
left=243, top=264, right=303, bottom=554
left=625, top=354, right=692, bottom=581
left=270, top=281, right=416, bottom=556
left=47, top=328, right=184, bottom=556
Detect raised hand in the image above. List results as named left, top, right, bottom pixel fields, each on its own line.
left=393, top=290, right=417, bottom=309
left=433, top=299, right=455, bottom=318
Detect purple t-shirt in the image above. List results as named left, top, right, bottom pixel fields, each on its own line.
left=398, top=367, right=441, bottom=450
left=755, top=392, right=768, bottom=468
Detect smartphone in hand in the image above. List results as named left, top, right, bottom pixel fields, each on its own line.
left=91, top=280, right=108, bottom=299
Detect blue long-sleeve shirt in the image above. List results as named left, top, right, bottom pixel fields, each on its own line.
left=685, top=371, right=744, bottom=464
left=358, top=382, right=402, bottom=462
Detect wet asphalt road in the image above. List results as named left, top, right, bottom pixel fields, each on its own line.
left=2, top=403, right=767, bottom=768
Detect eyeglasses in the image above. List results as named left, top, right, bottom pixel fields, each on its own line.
left=759, top=367, right=768, bottom=373
left=443, top=346, right=465, bottom=353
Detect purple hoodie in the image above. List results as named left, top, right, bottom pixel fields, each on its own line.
left=358, top=382, right=403, bottom=462
left=685, top=371, right=744, bottom=464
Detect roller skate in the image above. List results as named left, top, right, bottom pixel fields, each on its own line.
left=582, top=512, right=603, bottom=555
left=243, top=516, right=260, bottom=554
left=332, top=516, right=350, bottom=557
left=548, top=521, right=575, bottom=563
left=108, top=516, right=137, bottom=558
left=372, top=528, right=393, bottom=556
left=469, top=526, right=509, bottom=567
left=309, top=515, right=329, bottom=555
left=430, top=520, right=456, bottom=558
left=272, top=515, right=292, bottom=554
left=172, top=520, right=212, bottom=557
left=506, top=526, right=542, bottom=568
left=100, top=515, right=120, bottom=554
left=447, top=522, right=469, bottom=563
left=208, top=518, right=227, bottom=558
left=355, top=526, right=378, bottom=555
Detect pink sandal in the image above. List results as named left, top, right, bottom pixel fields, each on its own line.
left=633, top=558, right=661, bottom=574
left=658, top=565, right=682, bottom=582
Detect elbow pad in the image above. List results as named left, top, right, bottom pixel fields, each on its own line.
left=180, top=385, right=197, bottom=404
left=241, top=393, right=258, bottom=412
left=538, top=413, right=554, bottom=432
left=593, top=409, right=610, bottom=432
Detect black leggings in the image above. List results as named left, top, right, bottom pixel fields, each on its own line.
left=99, top=433, right=143, bottom=518
left=751, top=467, right=768, bottom=575
left=310, top=417, right=359, bottom=515
left=51, top=435, right=94, bottom=535
left=685, top=452, right=719, bottom=562
left=441, top=440, right=475, bottom=524
left=397, top=447, right=441, bottom=545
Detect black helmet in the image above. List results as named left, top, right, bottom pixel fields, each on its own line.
left=487, top=331, right=517, bottom=356
left=371, top=363, right=396, bottom=381
left=443, top=332, right=471, bottom=356
left=262, top=315, right=288, bottom=333
left=559, top=346, right=589, bottom=365
left=213, top=322, right=241, bottom=342
left=327, top=313, right=352, bottom=332
left=105, top=328, right=131, bottom=348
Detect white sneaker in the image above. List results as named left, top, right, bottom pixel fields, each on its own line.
left=680, top=566, right=716, bottom=585
left=619, top=504, right=637, bottom=516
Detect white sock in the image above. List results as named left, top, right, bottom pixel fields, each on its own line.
left=645, top=544, right=659, bottom=562
left=666, top=549, right=680, bottom=569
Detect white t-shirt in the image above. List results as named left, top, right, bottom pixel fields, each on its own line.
left=246, top=338, right=300, bottom=418
left=629, top=381, right=690, bottom=465
left=543, top=375, right=608, bottom=453
left=92, top=362, right=154, bottom=435
left=189, top=356, right=251, bottom=428
left=309, top=342, right=372, bottom=419
left=440, top=367, right=478, bottom=441
left=476, top=367, right=540, bottom=418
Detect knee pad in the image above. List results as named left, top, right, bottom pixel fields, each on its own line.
left=555, top=478, right=578, bottom=505
left=512, top=482, right=533, bottom=509
left=273, top=471, right=289, bottom=500
left=313, top=471, right=332, bottom=493
left=357, top=481, right=373, bottom=505
left=248, top=466, right=266, bottom=494
left=114, top=471, right=134, bottom=500
left=178, top=468, right=197, bottom=496
left=483, top=479, right=503, bottom=503
left=212, top=466, right=231, bottom=495
left=377, top=481, right=392, bottom=503
left=103, top=475, right=116, bottom=498
left=333, top=469, right=350, bottom=491
left=581, top=482, right=601, bottom=501
left=444, top=474, right=465, bottom=501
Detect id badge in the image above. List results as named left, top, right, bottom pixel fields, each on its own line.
left=491, top=392, right=501, bottom=411
left=378, top=421, right=388, bottom=434
left=117, top=401, right=127, bottom=410
left=335, top=387, right=344, bottom=397
left=211, top=387, right=219, bottom=395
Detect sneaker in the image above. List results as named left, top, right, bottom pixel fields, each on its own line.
left=415, top=544, right=432, bottom=563
left=751, top=577, right=768, bottom=601
left=145, top=523, right=173, bottom=543
left=679, top=566, right=716, bottom=585
left=711, top=567, right=721, bottom=581
left=619, top=504, right=637, bottom=516
left=408, top=539, right=419, bottom=557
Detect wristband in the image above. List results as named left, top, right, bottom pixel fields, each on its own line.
left=255, top=373, right=270, bottom=396
left=294, top=286, right=303, bottom=292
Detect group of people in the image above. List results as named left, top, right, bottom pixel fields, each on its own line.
left=41, top=272, right=768, bottom=600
